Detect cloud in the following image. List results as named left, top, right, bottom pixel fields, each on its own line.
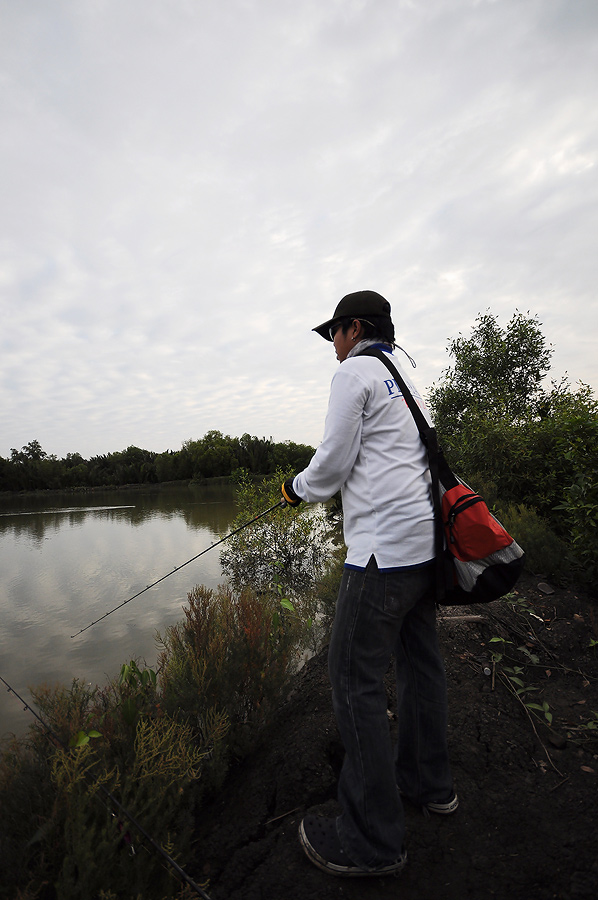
left=1, top=0, right=597, bottom=458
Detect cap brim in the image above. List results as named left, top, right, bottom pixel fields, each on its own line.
left=312, top=318, right=337, bottom=341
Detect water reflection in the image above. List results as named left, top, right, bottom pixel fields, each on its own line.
left=0, top=483, right=238, bottom=539
left=0, top=484, right=239, bottom=740
left=0, top=506, right=137, bottom=545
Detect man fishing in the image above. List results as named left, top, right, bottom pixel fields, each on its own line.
left=281, top=290, right=457, bottom=877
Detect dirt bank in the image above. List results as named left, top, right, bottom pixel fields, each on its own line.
left=191, top=575, right=598, bottom=900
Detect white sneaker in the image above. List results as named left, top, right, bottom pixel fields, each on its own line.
left=399, top=789, right=459, bottom=816
left=425, top=793, right=459, bottom=815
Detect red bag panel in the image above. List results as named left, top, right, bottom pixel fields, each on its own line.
left=441, top=484, right=514, bottom=562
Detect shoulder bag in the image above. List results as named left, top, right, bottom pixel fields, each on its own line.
left=361, top=348, right=525, bottom=605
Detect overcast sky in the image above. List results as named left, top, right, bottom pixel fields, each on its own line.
left=1, top=0, right=597, bottom=460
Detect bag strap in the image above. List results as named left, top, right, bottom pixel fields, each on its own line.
left=360, top=347, right=447, bottom=602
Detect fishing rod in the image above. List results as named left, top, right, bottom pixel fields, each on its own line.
left=71, top=498, right=287, bottom=638
left=0, top=673, right=212, bottom=900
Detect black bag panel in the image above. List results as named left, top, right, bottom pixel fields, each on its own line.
left=442, top=552, right=526, bottom=606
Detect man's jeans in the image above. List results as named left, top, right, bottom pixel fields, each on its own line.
left=328, top=556, right=453, bottom=869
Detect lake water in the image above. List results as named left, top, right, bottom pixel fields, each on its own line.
left=0, top=483, right=240, bottom=740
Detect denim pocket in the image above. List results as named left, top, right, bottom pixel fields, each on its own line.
left=383, top=582, right=406, bottom=616
left=382, top=566, right=434, bottom=616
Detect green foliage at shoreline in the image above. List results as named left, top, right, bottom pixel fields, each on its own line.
left=220, top=471, right=329, bottom=604
left=0, top=580, right=324, bottom=898
left=0, top=431, right=315, bottom=493
left=0, top=474, right=336, bottom=899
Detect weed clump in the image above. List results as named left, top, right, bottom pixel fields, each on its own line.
left=0, top=667, right=209, bottom=900
left=157, top=582, right=310, bottom=774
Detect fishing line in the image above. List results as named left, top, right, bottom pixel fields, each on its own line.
left=0, top=674, right=212, bottom=900
left=71, top=498, right=287, bottom=638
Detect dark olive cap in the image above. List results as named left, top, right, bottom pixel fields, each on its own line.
left=312, top=290, right=392, bottom=340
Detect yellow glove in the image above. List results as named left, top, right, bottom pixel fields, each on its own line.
left=281, top=479, right=302, bottom=507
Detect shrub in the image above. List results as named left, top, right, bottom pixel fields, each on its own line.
left=50, top=714, right=205, bottom=900
left=219, top=470, right=330, bottom=603
left=554, top=468, right=598, bottom=582
left=0, top=670, right=213, bottom=900
left=497, top=503, right=569, bottom=579
left=157, top=583, right=309, bottom=769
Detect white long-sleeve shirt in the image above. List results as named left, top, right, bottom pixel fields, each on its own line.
left=293, top=346, right=435, bottom=570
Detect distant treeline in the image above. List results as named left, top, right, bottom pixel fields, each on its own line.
left=0, top=431, right=315, bottom=493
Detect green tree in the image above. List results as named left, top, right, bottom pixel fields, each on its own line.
left=427, top=311, right=598, bottom=584
left=236, top=433, right=275, bottom=475
left=14, top=439, right=48, bottom=462
left=272, top=440, right=315, bottom=473
left=183, top=430, right=237, bottom=480
left=428, top=311, right=553, bottom=431
left=6, top=441, right=61, bottom=490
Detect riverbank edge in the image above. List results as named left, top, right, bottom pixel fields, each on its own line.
left=0, top=476, right=240, bottom=501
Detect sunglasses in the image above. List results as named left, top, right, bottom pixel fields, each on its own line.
left=329, top=318, right=376, bottom=341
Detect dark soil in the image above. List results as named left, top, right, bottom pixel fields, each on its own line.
left=191, top=575, right=598, bottom=900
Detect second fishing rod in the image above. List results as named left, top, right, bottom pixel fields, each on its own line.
left=71, top=498, right=287, bottom=638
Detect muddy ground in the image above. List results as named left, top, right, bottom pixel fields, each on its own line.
left=191, top=575, right=598, bottom=900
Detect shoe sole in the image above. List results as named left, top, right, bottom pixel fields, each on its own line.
left=426, top=794, right=459, bottom=815
left=298, top=820, right=406, bottom=878
left=399, top=788, right=459, bottom=816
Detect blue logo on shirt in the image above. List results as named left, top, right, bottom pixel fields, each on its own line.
left=384, top=379, right=403, bottom=399
left=383, top=378, right=426, bottom=411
